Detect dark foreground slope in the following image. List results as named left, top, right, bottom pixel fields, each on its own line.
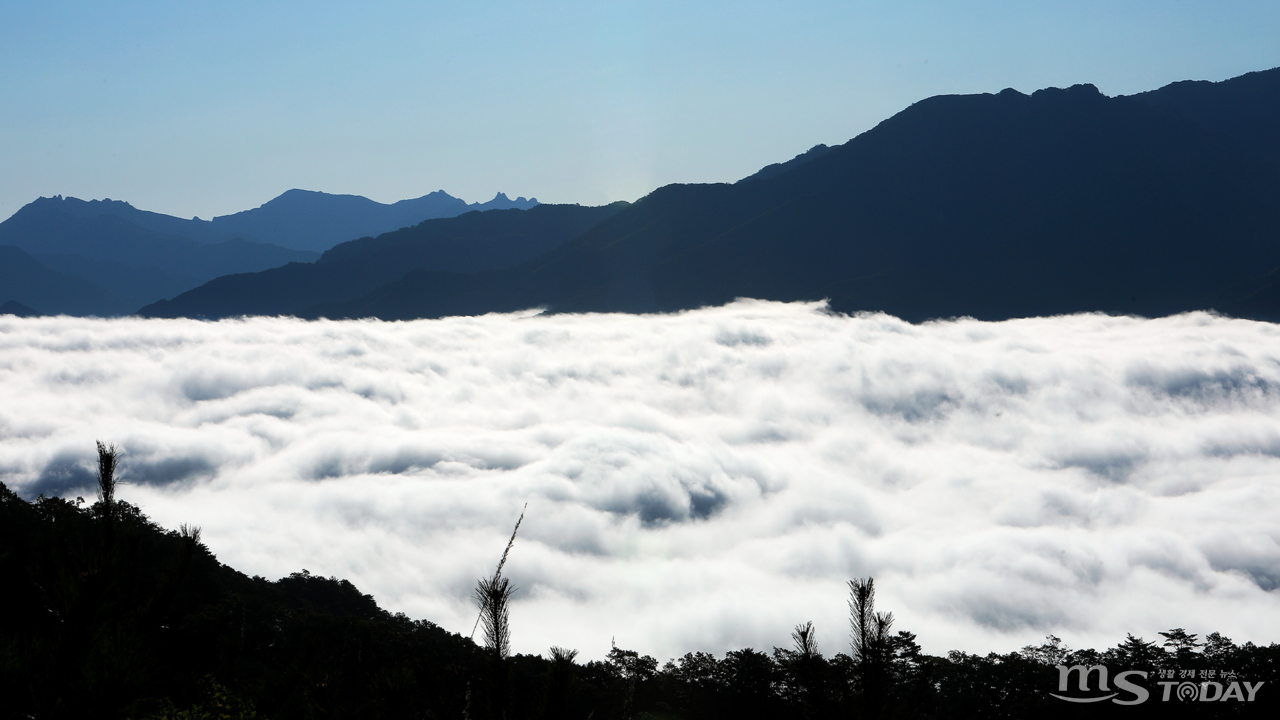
left=4, top=476, right=1278, bottom=719
left=315, top=68, right=1280, bottom=323
left=140, top=202, right=628, bottom=319
left=0, top=480, right=483, bottom=720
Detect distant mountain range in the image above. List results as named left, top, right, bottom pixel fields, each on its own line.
left=0, top=245, right=130, bottom=316
left=0, top=189, right=537, bottom=316
left=142, top=66, right=1280, bottom=323
left=139, top=202, right=628, bottom=320
left=11, top=69, right=1280, bottom=323
left=208, top=189, right=538, bottom=253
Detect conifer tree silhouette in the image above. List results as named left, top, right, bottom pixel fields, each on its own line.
left=470, top=504, right=525, bottom=719
left=786, top=621, right=826, bottom=719
left=849, top=577, right=894, bottom=719
left=471, top=504, right=525, bottom=659
left=95, top=440, right=119, bottom=550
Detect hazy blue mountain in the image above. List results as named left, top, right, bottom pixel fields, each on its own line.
left=30, top=195, right=245, bottom=244
left=0, top=300, right=40, bottom=317
left=0, top=200, right=319, bottom=313
left=1, top=188, right=540, bottom=315
left=299, top=67, right=1280, bottom=323
left=1, top=201, right=317, bottom=275
left=16, top=189, right=540, bottom=253
left=138, top=203, right=626, bottom=319
left=0, top=245, right=131, bottom=316
left=208, top=189, right=538, bottom=252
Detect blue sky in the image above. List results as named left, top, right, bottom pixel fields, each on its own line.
left=2, top=1, right=1277, bottom=221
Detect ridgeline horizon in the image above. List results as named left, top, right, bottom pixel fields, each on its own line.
left=5, top=66, right=1280, bottom=325
left=0, top=188, right=538, bottom=316
left=140, top=65, right=1280, bottom=324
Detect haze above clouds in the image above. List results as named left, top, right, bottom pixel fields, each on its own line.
left=2, top=302, right=1279, bottom=661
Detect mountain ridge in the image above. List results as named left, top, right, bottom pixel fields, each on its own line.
left=1, top=188, right=541, bottom=315
left=24, top=68, right=1280, bottom=323
left=208, top=188, right=538, bottom=252
left=0, top=245, right=131, bottom=316
left=0, top=203, right=318, bottom=313
left=138, top=202, right=628, bottom=319
left=302, top=68, right=1280, bottom=323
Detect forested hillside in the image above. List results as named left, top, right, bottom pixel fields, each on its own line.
left=3, top=444, right=1276, bottom=719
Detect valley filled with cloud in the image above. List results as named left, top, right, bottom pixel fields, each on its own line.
left=2, top=301, right=1278, bottom=661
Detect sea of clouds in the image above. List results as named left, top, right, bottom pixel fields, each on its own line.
left=2, top=301, right=1279, bottom=662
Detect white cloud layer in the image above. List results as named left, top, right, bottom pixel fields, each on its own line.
left=2, top=302, right=1279, bottom=661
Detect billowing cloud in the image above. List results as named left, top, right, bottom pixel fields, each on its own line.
left=2, top=302, right=1278, bottom=661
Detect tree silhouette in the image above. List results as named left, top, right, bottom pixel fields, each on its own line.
left=5, top=445, right=1280, bottom=718
left=778, top=621, right=828, bottom=719
left=1159, top=627, right=1204, bottom=663
left=474, top=575, right=515, bottom=660
left=849, top=577, right=894, bottom=719
left=470, top=505, right=525, bottom=719
left=792, top=621, right=818, bottom=660
left=543, top=646, right=579, bottom=718
left=472, top=504, right=525, bottom=660
left=95, top=439, right=119, bottom=549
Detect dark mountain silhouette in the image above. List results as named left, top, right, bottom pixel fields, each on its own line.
left=1, top=189, right=540, bottom=316
left=13, top=190, right=540, bottom=253
left=1, top=299, right=43, bottom=317
left=295, top=67, right=1280, bottom=323
left=0, top=199, right=319, bottom=313
left=1129, top=69, right=1280, bottom=165
left=0, top=245, right=132, bottom=316
left=736, top=144, right=832, bottom=184
left=139, top=202, right=627, bottom=319
left=208, top=189, right=539, bottom=252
